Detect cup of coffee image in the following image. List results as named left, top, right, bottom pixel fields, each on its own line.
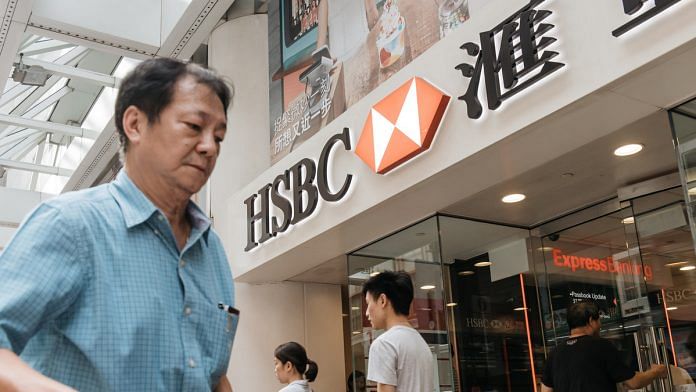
left=377, top=15, right=406, bottom=69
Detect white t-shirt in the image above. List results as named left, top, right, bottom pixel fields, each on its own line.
left=279, top=379, right=312, bottom=392
left=367, top=325, right=434, bottom=392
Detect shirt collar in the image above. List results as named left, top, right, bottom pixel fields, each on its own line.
left=109, top=170, right=212, bottom=243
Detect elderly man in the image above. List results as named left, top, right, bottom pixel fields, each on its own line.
left=0, top=58, right=236, bottom=391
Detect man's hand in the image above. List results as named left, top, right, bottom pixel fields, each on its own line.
left=649, top=364, right=668, bottom=378
left=0, top=349, right=76, bottom=392
left=623, top=364, right=668, bottom=389
left=214, top=375, right=233, bottom=392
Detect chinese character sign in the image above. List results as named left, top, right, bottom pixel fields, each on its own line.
left=455, top=0, right=564, bottom=120
left=613, top=0, right=681, bottom=37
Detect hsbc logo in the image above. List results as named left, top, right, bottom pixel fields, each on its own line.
left=355, top=77, right=450, bottom=174
left=244, top=77, right=451, bottom=251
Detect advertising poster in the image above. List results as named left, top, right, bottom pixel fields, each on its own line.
left=268, top=0, right=474, bottom=163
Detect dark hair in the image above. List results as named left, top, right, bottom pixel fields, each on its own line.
left=361, top=271, right=413, bottom=316
left=347, top=370, right=365, bottom=392
left=274, top=342, right=318, bottom=382
left=114, top=57, right=232, bottom=153
left=566, top=301, right=600, bottom=330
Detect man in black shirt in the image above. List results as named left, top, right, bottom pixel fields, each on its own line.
left=542, top=301, right=667, bottom=392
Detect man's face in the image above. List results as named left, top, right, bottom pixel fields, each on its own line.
left=129, top=75, right=227, bottom=196
left=365, top=292, right=387, bottom=329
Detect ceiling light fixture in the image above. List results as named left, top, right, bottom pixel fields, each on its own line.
left=666, top=306, right=678, bottom=311
left=621, top=217, right=635, bottom=224
left=514, top=307, right=527, bottom=311
left=11, top=55, right=50, bottom=87
left=351, top=306, right=360, bottom=311
left=538, top=247, right=554, bottom=252
left=613, top=143, right=643, bottom=157
left=474, top=261, right=492, bottom=267
left=458, top=270, right=475, bottom=276
left=446, top=302, right=457, bottom=307
left=420, top=285, right=436, bottom=290
left=665, top=261, right=688, bottom=267
left=680, top=265, right=696, bottom=271
left=370, top=271, right=381, bottom=277
left=502, top=193, right=526, bottom=203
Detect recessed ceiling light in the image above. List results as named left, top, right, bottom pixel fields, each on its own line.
left=352, top=331, right=361, bottom=335
left=680, top=265, right=696, bottom=271
left=418, top=307, right=432, bottom=311
left=446, top=302, right=457, bottom=307
left=538, top=247, right=554, bottom=252
left=665, top=261, right=688, bottom=267
left=420, top=285, right=436, bottom=290
left=458, top=270, right=475, bottom=276
left=514, top=307, right=527, bottom=311
left=370, top=271, right=381, bottom=277
left=351, top=306, right=360, bottom=311
left=502, top=193, right=526, bottom=203
left=621, top=217, right=635, bottom=224
left=666, top=306, right=678, bottom=311
left=474, top=261, right=492, bottom=267
left=614, top=143, right=643, bottom=157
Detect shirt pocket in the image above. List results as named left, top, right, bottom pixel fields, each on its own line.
left=198, top=301, right=238, bottom=386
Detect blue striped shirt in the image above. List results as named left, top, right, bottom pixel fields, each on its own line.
left=0, top=170, right=236, bottom=391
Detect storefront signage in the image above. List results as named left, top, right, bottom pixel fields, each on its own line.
left=664, top=289, right=695, bottom=304
left=454, top=0, right=564, bottom=119
left=244, top=128, right=353, bottom=251
left=551, top=248, right=654, bottom=280
left=355, top=77, right=450, bottom=174
left=613, top=0, right=681, bottom=37
left=464, top=317, right=526, bottom=334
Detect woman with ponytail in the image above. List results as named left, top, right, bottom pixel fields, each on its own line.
left=273, top=342, right=319, bottom=391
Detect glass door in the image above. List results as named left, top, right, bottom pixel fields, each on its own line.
left=628, top=188, right=696, bottom=391
left=539, top=188, right=696, bottom=391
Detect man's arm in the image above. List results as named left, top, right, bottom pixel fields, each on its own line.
left=0, top=205, right=86, bottom=391
left=214, top=375, right=232, bottom=392
left=623, top=364, right=667, bottom=390
left=0, top=349, right=76, bottom=392
left=377, top=383, right=396, bottom=392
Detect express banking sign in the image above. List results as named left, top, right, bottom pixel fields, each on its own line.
left=244, top=77, right=450, bottom=252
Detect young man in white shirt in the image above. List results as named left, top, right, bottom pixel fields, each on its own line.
left=363, top=271, right=434, bottom=392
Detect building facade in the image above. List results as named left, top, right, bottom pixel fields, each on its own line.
left=207, top=1, right=696, bottom=390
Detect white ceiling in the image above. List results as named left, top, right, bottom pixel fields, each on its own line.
left=441, top=110, right=678, bottom=227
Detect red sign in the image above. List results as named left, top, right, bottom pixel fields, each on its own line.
left=552, top=248, right=653, bottom=281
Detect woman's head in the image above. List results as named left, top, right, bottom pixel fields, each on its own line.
left=273, top=342, right=318, bottom=383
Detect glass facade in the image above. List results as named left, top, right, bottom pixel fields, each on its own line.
left=347, top=216, right=540, bottom=392
left=342, top=101, right=696, bottom=391
left=345, top=175, right=696, bottom=391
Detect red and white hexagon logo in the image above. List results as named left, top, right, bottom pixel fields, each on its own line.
left=355, top=77, right=450, bottom=174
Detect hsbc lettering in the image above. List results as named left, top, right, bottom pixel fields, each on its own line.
left=244, top=128, right=353, bottom=252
